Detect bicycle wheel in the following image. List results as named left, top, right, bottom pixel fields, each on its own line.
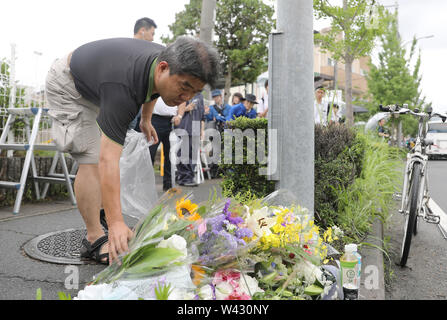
left=400, top=162, right=421, bottom=267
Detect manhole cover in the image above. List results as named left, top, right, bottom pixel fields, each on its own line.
left=24, top=229, right=92, bottom=265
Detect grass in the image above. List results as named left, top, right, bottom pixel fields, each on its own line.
left=334, top=132, right=403, bottom=243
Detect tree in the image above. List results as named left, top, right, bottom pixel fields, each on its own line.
left=313, top=0, right=387, bottom=126
left=160, top=0, right=202, bottom=43
left=366, top=12, right=428, bottom=138
left=161, top=0, right=275, bottom=103
left=0, top=58, right=25, bottom=109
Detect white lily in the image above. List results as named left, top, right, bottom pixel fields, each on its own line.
left=246, top=206, right=276, bottom=237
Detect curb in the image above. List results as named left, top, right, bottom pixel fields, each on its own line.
left=359, top=217, right=386, bottom=300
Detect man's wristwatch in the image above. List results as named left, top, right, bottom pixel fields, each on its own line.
left=176, top=114, right=183, bottom=119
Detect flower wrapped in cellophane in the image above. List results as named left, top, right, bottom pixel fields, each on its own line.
left=189, top=198, right=258, bottom=270
left=184, top=190, right=342, bottom=300
left=76, top=189, right=210, bottom=300
left=76, top=189, right=343, bottom=300
left=240, top=189, right=343, bottom=300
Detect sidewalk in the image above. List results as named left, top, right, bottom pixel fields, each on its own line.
left=0, top=175, right=385, bottom=300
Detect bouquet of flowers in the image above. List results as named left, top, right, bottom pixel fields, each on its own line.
left=76, top=189, right=209, bottom=300
left=190, top=198, right=257, bottom=269
left=186, top=190, right=342, bottom=300
left=76, top=189, right=343, bottom=300
left=241, top=190, right=343, bottom=300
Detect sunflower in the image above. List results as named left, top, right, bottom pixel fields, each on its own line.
left=176, top=197, right=201, bottom=221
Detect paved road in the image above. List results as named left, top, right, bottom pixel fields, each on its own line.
left=385, top=160, right=447, bottom=300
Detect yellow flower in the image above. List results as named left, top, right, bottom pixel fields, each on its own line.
left=191, top=265, right=206, bottom=286
left=176, top=198, right=201, bottom=221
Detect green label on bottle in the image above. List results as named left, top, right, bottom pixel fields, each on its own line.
left=340, top=260, right=358, bottom=288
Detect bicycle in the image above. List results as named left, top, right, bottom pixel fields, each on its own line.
left=379, top=104, right=447, bottom=267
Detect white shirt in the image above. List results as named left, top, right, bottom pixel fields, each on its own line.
left=257, top=90, right=268, bottom=116
left=153, top=97, right=178, bottom=116
left=314, top=100, right=328, bottom=125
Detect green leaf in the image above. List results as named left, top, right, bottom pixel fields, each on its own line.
left=124, top=247, right=184, bottom=275
left=197, top=206, right=207, bottom=216
left=304, top=284, right=324, bottom=296
left=57, top=291, right=72, bottom=300
left=36, top=288, right=42, bottom=300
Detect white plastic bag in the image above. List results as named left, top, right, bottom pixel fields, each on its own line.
left=120, top=130, right=158, bottom=219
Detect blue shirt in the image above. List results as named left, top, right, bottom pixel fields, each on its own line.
left=206, top=103, right=231, bottom=122
left=226, top=103, right=257, bottom=121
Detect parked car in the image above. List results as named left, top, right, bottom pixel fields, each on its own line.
left=426, top=116, right=447, bottom=159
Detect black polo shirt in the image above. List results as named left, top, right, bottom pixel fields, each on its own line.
left=69, top=38, right=164, bottom=145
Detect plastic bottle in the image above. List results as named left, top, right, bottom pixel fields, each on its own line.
left=353, top=245, right=362, bottom=289
left=340, top=243, right=359, bottom=300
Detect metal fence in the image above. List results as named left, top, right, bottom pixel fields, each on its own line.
left=0, top=44, right=51, bottom=155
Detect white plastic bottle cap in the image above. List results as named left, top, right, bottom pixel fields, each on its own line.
left=345, top=244, right=357, bottom=252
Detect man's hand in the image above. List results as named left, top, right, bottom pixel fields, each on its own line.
left=140, top=118, right=159, bottom=144
left=108, top=221, right=133, bottom=265
left=172, top=115, right=182, bottom=126
left=185, top=101, right=196, bottom=112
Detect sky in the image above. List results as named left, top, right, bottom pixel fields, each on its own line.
left=0, top=0, right=446, bottom=111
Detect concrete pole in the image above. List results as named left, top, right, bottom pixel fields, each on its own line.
left=268, top=0, right=314, bottom=215
left=199, top=0, right=216, bottom=101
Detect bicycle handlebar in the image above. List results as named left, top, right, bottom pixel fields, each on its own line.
left=379, top=104, right=447, bottom=122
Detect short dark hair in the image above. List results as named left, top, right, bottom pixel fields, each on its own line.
left=232, top=92, right=243, bottom=101
left=157, top=36, right=220, bottom=88
left=134, top=17, right=157, bottom=34
left=264, top=79, right=268, bottom=88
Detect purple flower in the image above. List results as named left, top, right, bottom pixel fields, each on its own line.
left=235, top=228, right=253, bottom=239
left=223, top=199, right=231, bottom=214
left=227, top=215, right=244, bottom=226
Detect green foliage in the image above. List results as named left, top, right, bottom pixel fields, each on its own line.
left=214, top=0, right=275, bottom=86
left=36, top=288, right=42, bottom=300
left=160, top=0, right=202, bottom=43
left=35, top=288, right=72, bottom=300
left=220, top=117, right=275, bottom=199
left=313, top=0, right=387, bottom=62
left=366, top=12, right=428, bottom=137
left=0, top=58, right=27, bottom=109
left=154, top=282, right=173, bottom=300
left=314, top=123, right=366, bottom=229
left=57, top=291, right=72, bottom=300
left=161, top=0, right=275, bottom=90
left=313, top=0, right=387, bottom=124
left=335, top=132, right=403, bottom=242
left=315, top=124, right=402, bottom=242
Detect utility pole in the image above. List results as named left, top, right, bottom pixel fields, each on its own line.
left=268, top=0, right=314, bottom=215
left=199, top=0, right=216, bottom=101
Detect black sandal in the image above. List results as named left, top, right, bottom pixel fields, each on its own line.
left=80, top=235, right=109, bottom=265
left=100, top=209, right=108, bottom=231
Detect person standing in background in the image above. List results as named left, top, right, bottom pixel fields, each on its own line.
left=257, top=80, right=268, bottom=118
left=129, top=17, right=158, bottom=131
left=133, top=17, right=157, bottom=41
left=314, top=86, right=328, bottom=125
left=231, top=92, right=244, bottom=106
left=175, top=92, right=206, bottom=187
left=147, top=98, right=185, bottom=191
left=226, top=94, right=258, bottom=121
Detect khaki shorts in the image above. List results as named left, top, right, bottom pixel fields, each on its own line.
left=45, top=54, right=101, bottom=164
